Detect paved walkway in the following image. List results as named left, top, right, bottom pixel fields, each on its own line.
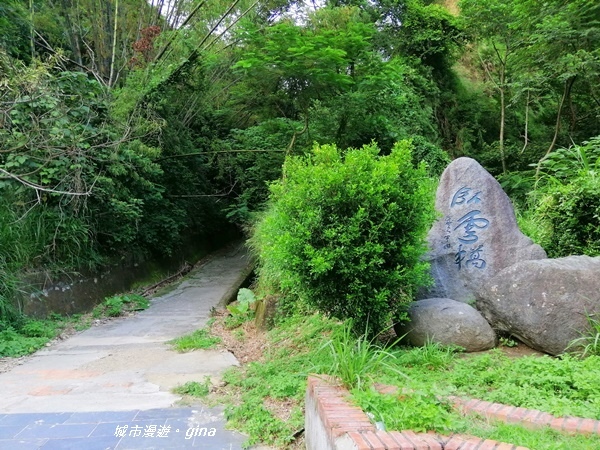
left=0, top=243, right=255, bottom=449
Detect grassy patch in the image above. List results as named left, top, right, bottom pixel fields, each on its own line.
left=173, top=378, right=211, bottom=398
left=170, top=328, right=221, bottom=352
left=0, top=314, right=80, bottom=357
left=443, top=352, right=600, bottom=419
left=323, top=321, right=407, bottom=390
left=465, top=417, right=600, bottom=450
left=164, top=306, right=600, bottom=448
left=352, top=387, right=454, bottom=432
left=0, top=293, right=151, bottom=357
left=217, top=313, right=340, bottom=448
left=91, top=294, right=149, bottom=318
left=206, top=311, right=600, bottom=448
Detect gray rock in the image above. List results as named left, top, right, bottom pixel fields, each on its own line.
left=477, top=256, right=600, bottom=355
left=396, top=298, right=496, bottom=352
left=421, top=157, right=546, bottom=302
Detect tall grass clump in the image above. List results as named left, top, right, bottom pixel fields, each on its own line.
left=323, top=321, right=406, bottom=390
left=251, top=141, right=436, bottom=335
left=566, top=312, right=600, bottom=358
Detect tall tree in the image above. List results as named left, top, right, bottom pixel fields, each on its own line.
left=460, top=0, right=523, bottom=173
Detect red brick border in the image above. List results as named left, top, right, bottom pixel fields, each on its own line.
left=446, top=396, right=600, bottom=436
left=306, top=376, right=531, bottom=450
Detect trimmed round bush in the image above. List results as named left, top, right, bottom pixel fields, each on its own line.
left=251, top=141, right=436, bottom=335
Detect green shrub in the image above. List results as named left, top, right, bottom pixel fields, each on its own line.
left=530, top=176, right=600, bottom=257
left=251, top=141, right=435, bottom=335
left=525, top=137, right=600, bottom=257
left=410, top=136, right=451, bottom=178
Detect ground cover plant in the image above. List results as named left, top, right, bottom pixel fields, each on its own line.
left=91, top=294, right=149, bottom=318
left=170, top=328, right=221, bottom=352
left=0, top=315, right=78, bottom=357
left=0, top=293, right=151, bottom=358
left=176, top=306, right=600, bottom=449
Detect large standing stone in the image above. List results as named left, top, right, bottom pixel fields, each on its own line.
left=421, top=157, right=546, bottom=303
left=396, top=298, right=496, bottom=352
left=477, top=256, right=600, bottom=355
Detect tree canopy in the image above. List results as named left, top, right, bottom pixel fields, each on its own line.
left=1, top=0, right=600, bottom=324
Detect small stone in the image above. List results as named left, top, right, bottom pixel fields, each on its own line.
left=395, top=298, right=496, bottom=352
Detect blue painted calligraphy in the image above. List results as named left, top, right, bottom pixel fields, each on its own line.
left=451, top=187, right=482, bottom=207
left=454, top=210, right=489, bottom=244
left=466, top=245, right=486, bottom=269
left=449, top=186, right=489, bottom=270
left=454, top=244, right=487, bottom=270
left=454, top=244, right=466, bottom=269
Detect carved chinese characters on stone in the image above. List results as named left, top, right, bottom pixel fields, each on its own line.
left=448, top=187, right=489, bottom=271
left=420, top=157, right=546, bottom=303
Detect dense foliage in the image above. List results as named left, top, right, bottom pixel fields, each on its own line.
left=251, top=142, right=435, bottom=334
left=1, top=0, right=600, bottom=325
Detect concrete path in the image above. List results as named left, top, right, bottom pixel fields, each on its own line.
left=0, top=243, right=255, bottom=449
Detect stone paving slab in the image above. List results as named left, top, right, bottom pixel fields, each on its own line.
left=0, top=407, right=246, bottom=449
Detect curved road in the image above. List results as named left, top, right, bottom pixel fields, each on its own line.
left=0, top=243, right=256, bottom=449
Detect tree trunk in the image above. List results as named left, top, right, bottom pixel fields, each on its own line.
left=59, top=0, right=83, bottom=67
left=536, top=76, right=577, bottom=178
left=108, top=0, right=119, bottom=87
left=520, top=90, right=529, bottom=154
left=29, top=0, right=35, bottom=59
left=499, top=64, right=507, bottom=173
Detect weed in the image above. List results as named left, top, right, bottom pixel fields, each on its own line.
left=227, top=288, right=256, bottom=316
left=233, top=329, right=245, bottom=341
left=0, top=315, right=71, bottom=357
left=499, top=336, right=518, bottom=348
left=397, top=339, right=460, bottom=370
left=225, top=288, right=256, bottom=329
left=210, top=311, right=600, bottom=448
left=352, top=386, right=455, bottom=432
left=217, top=313, right=339, bottom=447
left=173, top=377, right=211, bottom=398
left=566, top=312, right=600, bottom=358
left=19, top=320, right=59, bottom=339
left=435, top=352, right=600, bottom=419
left=0, top=292, right=150, bottom=357
left=170, top=328, right=221, bottom=352
left=465, top=417, right=600, bottom=450
left=92, top=294, right=149, bottom=318
left=0, top=325, right=49, bottom=357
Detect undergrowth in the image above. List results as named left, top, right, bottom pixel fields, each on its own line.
left=0, top=293, right=151, bottom=358
left=0, top=315, right=72, bottom=357
left=171, top=307, right=600, bottom=449
left=217, top=313, right=340, bottom=448
left=173, top=377, right=212, bottom=398
left=91, top=294, right=149, bottom=318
